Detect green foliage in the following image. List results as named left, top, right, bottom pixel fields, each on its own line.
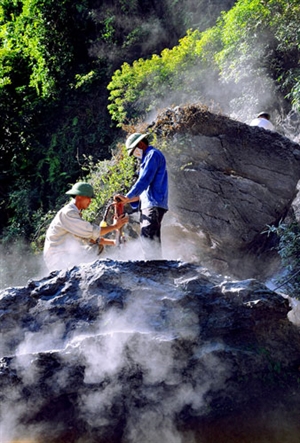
left=0, top=0, right=200, bottom=244
left=0, top=0, right=116, bottom=241
left=107, top=0, right=300, bottom=126
left=216, top=0, right=300, bottom=110
left=0, top=0, right=237, bottom=249
left=265, top=221, right=300, bottom=299
left=0, top=0, right=85, bottom=98
left=215, top=0, right=270, bottom=81
left=2, top=178, right=45, bottom=242
left=107, top=29, right=202, bottom=126
left=83, top=144, right=137, bottom=224
left=289, top=78, right=300, bottom=110
left=31, top=142, right=137, bottom=251
left=1, top=0, right=300, bottom=273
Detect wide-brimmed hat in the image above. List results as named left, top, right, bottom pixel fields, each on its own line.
left=125, top=132, right=149, bottom=156
left=65, top=182, right=95, bottom=198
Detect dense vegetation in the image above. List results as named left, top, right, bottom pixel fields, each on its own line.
left=0, top=0, right=235, bottom=243
left=264, top=221, right=300, bottom=300
left=108, top=0, right=300, bottom=126
left=1, top=0, right=300, bottom=291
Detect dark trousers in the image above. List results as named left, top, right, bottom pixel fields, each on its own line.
left=140, top=207, right=167, bottom=259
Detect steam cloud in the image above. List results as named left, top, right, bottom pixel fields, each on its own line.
left=0, top=7, right=297, bottom=441
left=0, top=267, right=230, bottom=443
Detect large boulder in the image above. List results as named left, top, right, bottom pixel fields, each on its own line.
left=149, top=104, right=300, bottom=277
left=1, top=259, right=300, bottom=443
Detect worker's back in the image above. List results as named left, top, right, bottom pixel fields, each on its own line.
left=250, top=112, right=274, bottom=131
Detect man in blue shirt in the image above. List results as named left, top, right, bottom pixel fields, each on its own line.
left=115, top=132, right=168, bottom=259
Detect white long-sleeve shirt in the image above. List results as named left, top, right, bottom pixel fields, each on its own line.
left=43, top=200, right=100, bottom=271
left=250, top=117, right=274, bottom=131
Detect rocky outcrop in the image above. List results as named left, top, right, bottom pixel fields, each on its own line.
left=280, top=109, right=300, bottom=143
left=1, top=259, right=300, bottom=443
left=148, top=104, right=300, bottom=278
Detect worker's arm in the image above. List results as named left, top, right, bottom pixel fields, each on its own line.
left=125, top=150, right=161, bottom=199
left=114, top=194, right=139, bottom=205
left=100, top=214, right=128, bottom=236
left=90, top=237, right=117, bottom=246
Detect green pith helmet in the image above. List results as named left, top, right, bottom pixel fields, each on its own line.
left=65, top=182, right=96, bottom=198
left=125, top=132, right=149, bottom=156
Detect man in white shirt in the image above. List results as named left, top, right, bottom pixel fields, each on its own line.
left=44, top=182, right=128, bottom=271
left=250, top=112, right=274, bottom=131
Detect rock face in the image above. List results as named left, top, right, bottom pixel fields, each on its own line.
left=149, top=104, right=300, bottom=277
left=1, top=259, right=300, bottom=443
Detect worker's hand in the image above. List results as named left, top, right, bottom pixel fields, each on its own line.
left=113, top=214, right=129, bottom=229
left=114, top=194, right=139, bottom=205
left=114, top=194, right=128, bottom=204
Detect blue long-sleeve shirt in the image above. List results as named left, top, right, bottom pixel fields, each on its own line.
left=126, top=146, right=168, bottom=210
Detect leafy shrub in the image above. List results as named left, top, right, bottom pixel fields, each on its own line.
left=107, top=29, right=203, bottom=126
left=266, top=221, right=300, bottom=299
left=107, top=0, right=300, bottom=127
left=27, top=142, right=137, bottom=255
left=83, top=144, right=137, bottom=224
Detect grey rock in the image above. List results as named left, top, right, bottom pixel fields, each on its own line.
left=150, top=104, right=300, bottom=277
left=1, top=259, right=300, bottom=443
